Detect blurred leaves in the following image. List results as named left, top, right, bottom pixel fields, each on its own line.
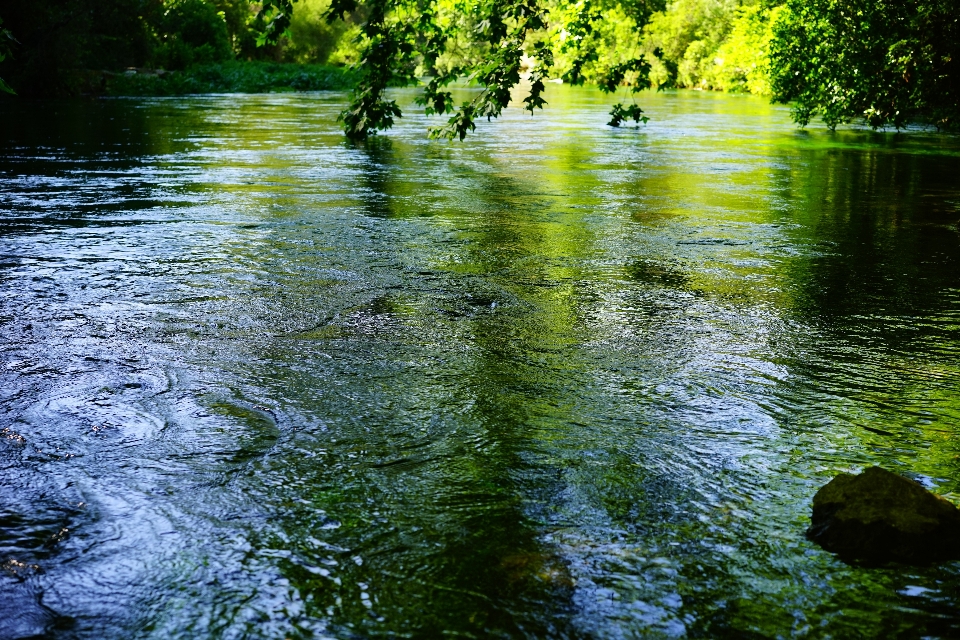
left=257, top=0, right=297, bottom=46
left=639, top=0, right=782, bottom=95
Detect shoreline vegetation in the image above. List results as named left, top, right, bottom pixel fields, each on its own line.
left=87, top=0, right=779, bottom=100
left=100, top=61, right=358, bottom=96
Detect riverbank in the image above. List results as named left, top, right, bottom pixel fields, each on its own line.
left=102, top=61, right=358, bottom=97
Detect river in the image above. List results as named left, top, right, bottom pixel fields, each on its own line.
left=2, top=87, right=960, bottom=638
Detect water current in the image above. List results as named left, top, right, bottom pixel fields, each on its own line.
left=1, top=88, right=960, bottom=638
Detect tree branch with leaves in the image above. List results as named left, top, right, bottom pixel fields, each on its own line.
left=259, top=0, right=658, bottom=139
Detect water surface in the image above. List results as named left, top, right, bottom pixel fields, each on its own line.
left=2, top=88, right=960, bottom=638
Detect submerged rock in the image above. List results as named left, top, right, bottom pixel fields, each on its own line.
left=807, top=466, right=960, bottom=564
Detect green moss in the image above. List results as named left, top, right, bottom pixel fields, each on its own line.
left=808, top=467, right=960, bottom=563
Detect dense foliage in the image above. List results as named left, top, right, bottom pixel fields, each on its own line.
left=0, top=0, right=331, bottom=96
left=768, top=0, right=960, bottom=130
left=283, top=0, right=357, bottom=64
left=640, top=0, right=783, bottom=94
left=0, top=0, right=957, bottom=134
left=155, top=0, right=234, bottom=69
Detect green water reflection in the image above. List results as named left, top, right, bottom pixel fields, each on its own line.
left=1, top=88, right=959, bottom=638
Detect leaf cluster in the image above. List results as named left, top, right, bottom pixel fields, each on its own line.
left=260, top=0, right=659, bottom=139
left=768, top=0, right=960, bottom=130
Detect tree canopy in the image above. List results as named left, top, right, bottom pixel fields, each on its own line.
left=0, top=0, right=957, bottom=135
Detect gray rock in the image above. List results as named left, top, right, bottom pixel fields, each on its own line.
left=807, top=466, right=960, bottom=564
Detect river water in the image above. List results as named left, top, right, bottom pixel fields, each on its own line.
left=1, top=88, right=959, bottom=638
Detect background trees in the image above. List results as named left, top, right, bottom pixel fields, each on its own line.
left=0, top=0, right=957, bottom=133
left=255, top=0, right=960, bottom=136
left=0, top=0, right=161, bottom=96
left=0, top=0, right=349, bottom=96
left=641, top=0, right=783, bottom=94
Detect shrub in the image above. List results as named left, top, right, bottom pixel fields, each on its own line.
left=104, top=60, right=358, bottom=95
left=156, top=0, right=233, bottom=70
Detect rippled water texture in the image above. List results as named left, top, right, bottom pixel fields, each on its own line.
left=2, top=88, right=960, bottom=638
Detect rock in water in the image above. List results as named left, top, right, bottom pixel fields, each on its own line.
left=807, top=466, right=960, bottom=564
